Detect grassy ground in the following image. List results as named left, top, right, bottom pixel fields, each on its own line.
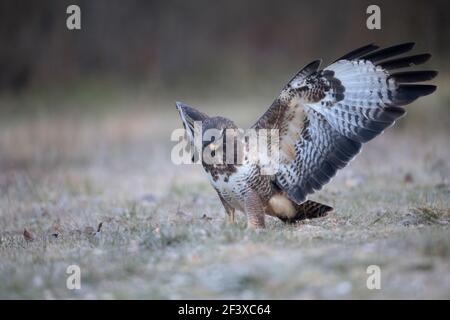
left=0, top=94, right=449, bottom=299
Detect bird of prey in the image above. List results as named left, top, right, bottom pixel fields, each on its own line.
left=176, top=43, right=437, bottom=229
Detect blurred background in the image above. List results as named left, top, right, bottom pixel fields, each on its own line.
left=0, top=0, right=449, bottom=180
left=1, top=0, right=449, bottom=112
left=1, top=0, right=449, bottom=170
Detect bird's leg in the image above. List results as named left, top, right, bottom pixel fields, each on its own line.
left=244, top=189, right=265, bottom=229
left=218, top=193, right=235, bottom=224
left=223, top=203, right=235, bottom=224
left=227, top=208, right=235, bottom=224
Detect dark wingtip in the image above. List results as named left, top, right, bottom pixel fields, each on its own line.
left=361, top=42, right=416, bottom=63
left=334, top=43, right=380, bottom=62
left=424, top=85, right=437, bottom=95
left=378, top=53, right=432, bottom=70
left=389, top=70, right=438, bottom=83
left=394, top=84, right=437, bottom=105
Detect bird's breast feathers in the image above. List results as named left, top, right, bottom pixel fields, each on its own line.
left=205, top=164, right=258, bottom=204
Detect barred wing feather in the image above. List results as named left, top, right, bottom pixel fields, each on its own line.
left=253, top=43, right=437, bottom=204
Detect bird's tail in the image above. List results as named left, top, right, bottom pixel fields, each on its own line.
left=279, top=200, right=333, bottom=224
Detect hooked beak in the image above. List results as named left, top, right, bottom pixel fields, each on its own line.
left=175, top=101, right=189, bottom=120
left=175, top=101, right=208, bottom=128
left=175, top=101, right=201, bottom=139
left=175, top=101, right=185, bottom=111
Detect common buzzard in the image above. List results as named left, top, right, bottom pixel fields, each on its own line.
left=176, top=43, right=437, bottom=229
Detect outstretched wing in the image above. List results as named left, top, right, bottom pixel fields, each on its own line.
left=253, top=43, right=437, bottom=204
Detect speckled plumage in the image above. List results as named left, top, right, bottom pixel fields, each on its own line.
left=176, top=43, right=437, bottom=229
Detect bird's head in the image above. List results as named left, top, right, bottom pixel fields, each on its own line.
left=201, top=116, right=238, bottom=155
left=176, top=101, right=239, bottom=163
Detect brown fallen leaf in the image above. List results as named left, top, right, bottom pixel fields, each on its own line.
left=23, top=229, right=34, bottom=242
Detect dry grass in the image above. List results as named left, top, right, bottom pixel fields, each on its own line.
left=0, top=94, right=449, bottom=299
